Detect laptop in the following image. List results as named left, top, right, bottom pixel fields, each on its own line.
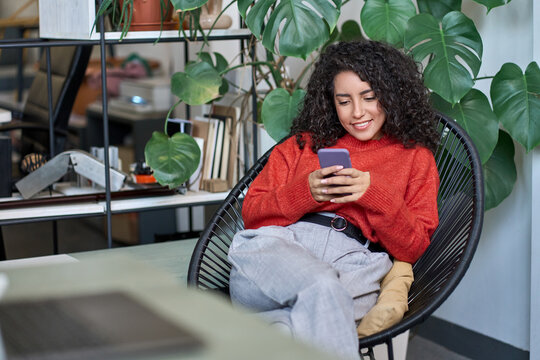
left=0, top=291, right=204, bottom=360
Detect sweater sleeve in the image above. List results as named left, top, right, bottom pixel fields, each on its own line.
left=242, top=140, right=321, bottom=229
left=357, top=149, right=439, bottom=263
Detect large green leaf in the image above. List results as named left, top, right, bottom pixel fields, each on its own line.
left=431, top=89, right=499, bottom=164
left=339, top=20, right=363, bottom=42
left=239, top=0, right=341, bottom=59
left=170, top=61, right=222, bottom=105
left=404, top=11, right=482, bottom=104
left=417, top=0, right=461, bottom=19
left=144, top=132, right=201, bottom=188
left=170, top=0, right=207, bottom=11
left=360, top=0, right=416, bottom=48
left=483, top=130, right=516, bottom=211
left=198, top=51, right=230, bottom=95
left=472, top=0, right=511, bottom=13
left=262, top=88, right=306, bottom=142
left=491, top=62, right=540, bottom=152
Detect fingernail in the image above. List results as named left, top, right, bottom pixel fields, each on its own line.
left=322, top=188, right=327, bottom=194
left=321, top=179, right=327, bottom=184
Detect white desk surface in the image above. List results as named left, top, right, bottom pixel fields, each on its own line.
left=72, top=239, right=199, bottom=284
left=0, top=251, right=338, bottom=360
left=0, top=239, right=198, bottom=284
left=0, top=190, right=229, bottom=223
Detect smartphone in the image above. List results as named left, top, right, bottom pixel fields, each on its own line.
left=317, top=148, right=352, bottom=169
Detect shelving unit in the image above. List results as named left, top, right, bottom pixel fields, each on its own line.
left=0, top=7, right=258, bottom=257
left=0, top=190, right=230, bottom=225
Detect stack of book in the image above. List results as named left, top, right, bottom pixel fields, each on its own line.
left=190, top=105, right=244, bottom=192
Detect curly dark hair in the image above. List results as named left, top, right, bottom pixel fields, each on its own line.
left=290, top=40, right=439, bottom=153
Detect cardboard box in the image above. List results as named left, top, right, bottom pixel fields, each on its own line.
left=109, top=213, right=139, bottom=245
left=119, top=78, right=172, bottom=112
left=39, top=0, right=98, bottom=39
left=110, top=146, right=138, bottom=245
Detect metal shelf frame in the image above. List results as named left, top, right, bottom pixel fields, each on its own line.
left=0, top=5, right=259, bottom=252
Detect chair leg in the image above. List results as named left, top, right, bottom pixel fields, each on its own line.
left=386, top=338, right=395, bottom=360
left=359, top=346, right=375, bottom=360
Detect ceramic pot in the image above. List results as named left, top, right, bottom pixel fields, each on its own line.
left=179, top=0, right=232, bottom=30
left=120, top=0, right=177, bottom=31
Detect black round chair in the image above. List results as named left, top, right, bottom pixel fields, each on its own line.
left=187, top=113, right=484, bottom=359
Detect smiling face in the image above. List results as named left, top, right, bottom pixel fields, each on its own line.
left=333, top=71, right=386, bottom=142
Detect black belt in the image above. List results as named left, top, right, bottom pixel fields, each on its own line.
left=300, top=213, right=385, bottom=253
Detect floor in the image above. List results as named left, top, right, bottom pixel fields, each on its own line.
left=0, top=217, right=472, bottom=360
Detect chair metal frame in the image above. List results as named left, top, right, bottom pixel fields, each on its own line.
left=188, top=113, right=484, bottom=359
left=0, top=45, right=92, bottom=158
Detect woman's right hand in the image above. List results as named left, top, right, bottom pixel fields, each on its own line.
left=309, top=165, right=344, bottom=202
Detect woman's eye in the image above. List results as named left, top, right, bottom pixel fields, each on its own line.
left=338, top=100, right=349, bottom=105
left=364, top=97, right=376, bottom=101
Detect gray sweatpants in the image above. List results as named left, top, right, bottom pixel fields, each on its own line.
left=228, top=221, right=392, bottom=360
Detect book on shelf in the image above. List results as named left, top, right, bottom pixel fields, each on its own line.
left=202, top=117, right=220, bottom=184
left=209, top=105, right=243, bottom=188
left=194, top=115, right=225, bottom=192
left=236, top=120, right=245, bottom=183
left=211, top=117, right=224, bottom=180
left=187, top=137, right=205, bottom=191
left=191, top=104, right=244, bottom=193
left=203, top=113, right=231, bottom=182
left=191, top=117, right=211, bottom=190
left=204, top=116, right=227, bottom=192
left=191, top=117, right=210, bottom=140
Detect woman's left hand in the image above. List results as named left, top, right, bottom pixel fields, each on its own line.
left=310, top=167, right=371, bottom=203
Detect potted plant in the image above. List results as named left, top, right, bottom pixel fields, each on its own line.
left=94, top=0, right=176, bottom=40
left=157, top=0, right=538, bottom=211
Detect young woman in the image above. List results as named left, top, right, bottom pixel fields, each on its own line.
left=228, top=40, right=440, bottom=359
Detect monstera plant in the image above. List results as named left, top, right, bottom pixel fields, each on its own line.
left=145, top=0, right=539, bottom=211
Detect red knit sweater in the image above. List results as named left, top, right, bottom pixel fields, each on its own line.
left=242, top=133, right=439, bottom=263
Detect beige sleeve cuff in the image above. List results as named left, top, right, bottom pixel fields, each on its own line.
left=357, top=260, right=414, bottom=338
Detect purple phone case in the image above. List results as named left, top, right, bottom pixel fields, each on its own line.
left=317, top=148, right=352, bottom=169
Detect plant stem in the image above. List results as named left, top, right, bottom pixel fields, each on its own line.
left=219, top=61, right=276, bottom=75
left=164, top=99, right=182, bottom=134
left=474, top=76, right=494, bottom=81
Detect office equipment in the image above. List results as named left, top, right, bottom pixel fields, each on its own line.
left=187, top=113, right=484, bottom=358
left=0, top=255, right=337, bottom=360
left=15, top=150, right=127, bottom=199
left=0, top=109, right=11, bottom=123
left=85, top=101, right=166, bottom=162
left=0, top=291, right=204, bottom=360
left=112, top=77, right=173, bottom=112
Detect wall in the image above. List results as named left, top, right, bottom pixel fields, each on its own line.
left=531, top=3, right=540, bottom=358
left=0, top=2, right=37, bottom=19
left=430, top=0, right=536, bottom=354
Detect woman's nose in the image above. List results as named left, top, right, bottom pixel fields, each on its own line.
left=353, top=103, right=364, bottom=118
